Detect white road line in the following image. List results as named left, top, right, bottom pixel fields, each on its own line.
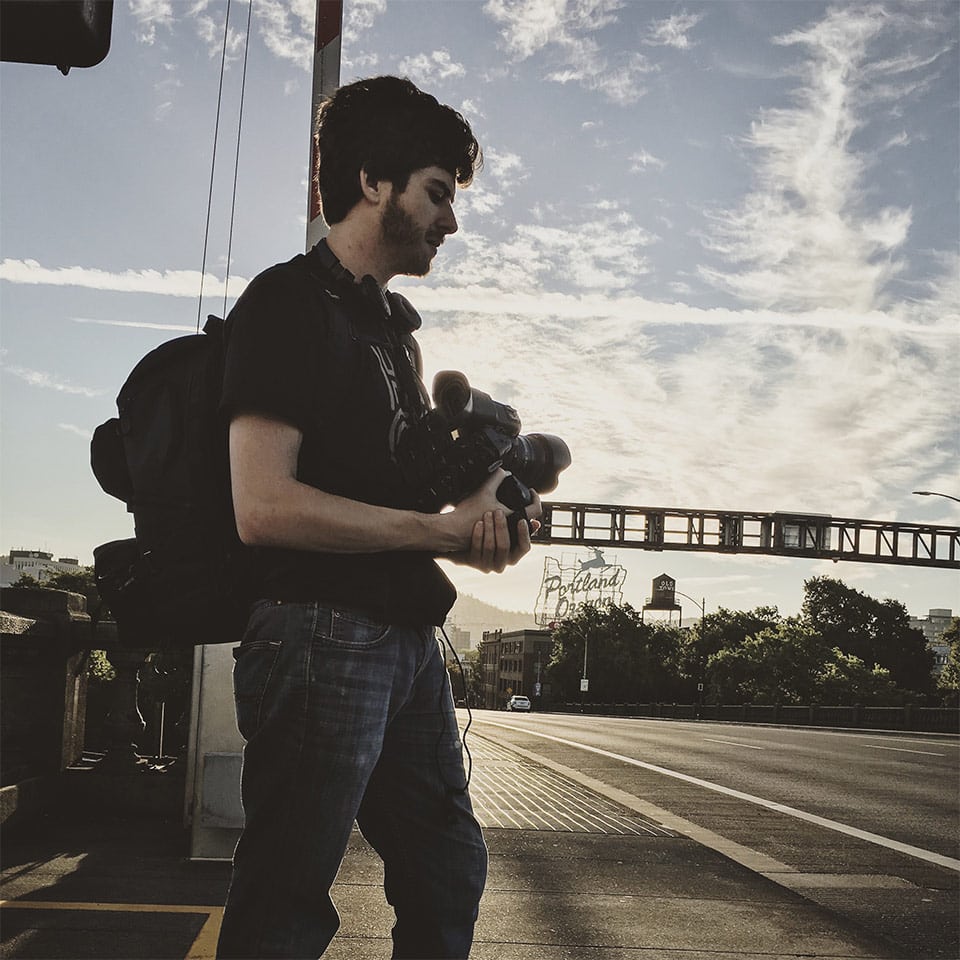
left=703, top=738, right=764, bottom=750
left=476, top=718, right=960, bottom=873
left=862, top=744, right=944, bottom=757
left=500, top=714, right=960, bottom=749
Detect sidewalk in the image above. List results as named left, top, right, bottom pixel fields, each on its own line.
left=1, top=757, right=899, bottom=959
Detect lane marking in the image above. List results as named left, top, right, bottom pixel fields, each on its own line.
left=703, top=738, right=764, bottom=750
left=862, top=744, right=944, bottom=757
left=470, top=732, right=796, bottom=877
left=475, top=718, right=960, bottom=873
left=509, top=713, right=960, bottom=748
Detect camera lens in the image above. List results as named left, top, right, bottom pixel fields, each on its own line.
left=506, top=433, right=571, bottom=493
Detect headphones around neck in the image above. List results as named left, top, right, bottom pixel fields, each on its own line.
left=313, top=238, right=392, bottom=321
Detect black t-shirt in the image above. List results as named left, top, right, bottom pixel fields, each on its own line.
left=220, top=243, right=456, bottom=625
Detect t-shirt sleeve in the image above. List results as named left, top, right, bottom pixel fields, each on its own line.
left=220, top=268, right=322, bottom=432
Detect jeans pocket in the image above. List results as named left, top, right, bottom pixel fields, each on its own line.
left=315, top=606, right=393, bottom=649
left=233, top=639, right=283, bottom=741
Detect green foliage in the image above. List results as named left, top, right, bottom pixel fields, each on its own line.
left=10, top=566, right=104, bottom=615
left=802, top=576, right=934, bottom=695
left=43, top=566, right=103, bottom=614
left=678, top=605, right=781, bottom=700
left=548, top=601, right=687, bottom=703
left=544, top=576, right=939, bottom=707
left=86, top=649, right=116, bottom=683
left=815, top=649, right=899, bottom=706
left=707, top=617, right=826, bottom=704
left=449, top=649, right=485, bottom=707
left=937, top=617, right=960, bottom=700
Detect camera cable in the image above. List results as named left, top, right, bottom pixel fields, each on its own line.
left=436, top=625, right=475, bottom=802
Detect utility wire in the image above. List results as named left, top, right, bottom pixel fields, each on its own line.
left=197, top=0, right=234, bottom=333
left=223, top=0, right=254, bottom=317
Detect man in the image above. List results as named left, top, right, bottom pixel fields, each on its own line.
left=215, top=76, right=542, bottom=959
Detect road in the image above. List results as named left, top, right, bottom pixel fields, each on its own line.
left=470, top=711, right=960, bottom=958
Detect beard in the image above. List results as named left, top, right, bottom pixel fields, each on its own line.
left=380, top=192, right=433, bottom=277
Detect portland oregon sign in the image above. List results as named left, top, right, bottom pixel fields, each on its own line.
left=535, top=548, right=627, bottom=625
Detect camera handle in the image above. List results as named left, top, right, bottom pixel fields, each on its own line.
left=496, top=473, right=536, bottom=549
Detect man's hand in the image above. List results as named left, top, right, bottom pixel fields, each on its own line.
left=447, top=469, right=542, bottom=573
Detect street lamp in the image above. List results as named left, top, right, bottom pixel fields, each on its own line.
left=673, top=590, right=706, bottom=625
left=913, top=490, right=960, bottom=504
left=674, top=590, right=707, bottom=720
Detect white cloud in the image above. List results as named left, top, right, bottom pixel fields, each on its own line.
left=643, top=11, right=704, bottom=49
left=439, top=206, right=656, bottom=293
left=629, top=149, right=666, bottom=173
left=193, top=8, right=247, bottom=61
left=255, top=0, right=314, bottom=70
left=0, top=259, right=249, bottom=299
left=128, top=0, right=174, bottom=45
left=3, top=364, right=106, bottom=398
left=484, top=0, right=657, bottom=104
left=461, top=98, right=485, bottom=120
left=58, top=423, right=94, bottom=440
left=72, top=318, right=198, bottom=332
left=343, top=0, right=387, bottom=47
left=699, top=4, right=949, bottom=313
left=455, top=146, right=529, bottom=220
left=397, top=281, right=957, bottom=337
left=397, top=50, right=467, bottom=86
left=404, top=292, right=958, bottom=521
left=248, top=0, right=387, bottom=72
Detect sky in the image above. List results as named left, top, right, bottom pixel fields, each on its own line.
left=1, top=0, right=958, bottom=626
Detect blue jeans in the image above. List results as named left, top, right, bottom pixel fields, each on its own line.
left=216, top=601, right=487, bottom=959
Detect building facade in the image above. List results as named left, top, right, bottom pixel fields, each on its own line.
left=909, top=608, right=956, bottom=676
left=1, top=550, right=81, bottom=588
left=478, top=628, right=554, bottom=710
left=440, top=621, right=472, bottom=663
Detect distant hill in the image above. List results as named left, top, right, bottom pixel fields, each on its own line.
left=446, top=593, right=539, bottom=647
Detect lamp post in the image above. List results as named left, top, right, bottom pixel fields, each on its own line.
left=674, top=590, right=707, bottom=720
left=912, top=490, right=960, bottom=504
left=580, top=626, right=589, bottom=713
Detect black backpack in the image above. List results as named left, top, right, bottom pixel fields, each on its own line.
left=90, top=315, right=247, bottom=648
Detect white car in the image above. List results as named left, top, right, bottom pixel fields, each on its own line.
left=506, top=695, right=531, bottom=712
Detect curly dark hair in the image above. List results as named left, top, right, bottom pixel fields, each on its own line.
left=314, top=76, right=482, bottom=225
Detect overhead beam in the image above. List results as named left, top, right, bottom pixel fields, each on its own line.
left=537, top=502, right=960, bottom=569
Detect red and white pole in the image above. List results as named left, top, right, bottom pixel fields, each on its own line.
left=306, top=0, right=343, bottom=251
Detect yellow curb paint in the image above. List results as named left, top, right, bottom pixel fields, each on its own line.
left=186, top=906, right=224, bottom=959
left=1, top=900, right=220, bottom=913
left=1, top=900, right=223, bottom=960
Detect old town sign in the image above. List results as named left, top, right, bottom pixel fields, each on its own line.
left=535, top=548, right=627, bottom=625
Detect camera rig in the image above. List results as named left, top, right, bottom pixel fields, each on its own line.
left=396, top=371, right=571, bottom=546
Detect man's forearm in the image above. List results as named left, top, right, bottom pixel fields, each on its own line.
left=233, top=475, right=463, bottom=555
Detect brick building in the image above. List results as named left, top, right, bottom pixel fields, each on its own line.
left=478, top=628, right=554, bottom=710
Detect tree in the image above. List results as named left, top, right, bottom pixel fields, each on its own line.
left=8, top=566, right=114, bottom=682
left=937, top=617, right=960, bottom=704
left=42, top=566, right=103, bottom=614
left=547, top=602, right=686, bottom=703
left=448, top=649, right=484, bottom=707
left=12, top=566, right=104, bottom=616
left=815, top=650, right=899, bottom=706
left=678, top=605, right=781, bottom=702
left=707, top=617, right=827, bottom=704
left=801, top=577, right=935, bottom=697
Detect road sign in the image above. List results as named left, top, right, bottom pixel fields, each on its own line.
left=580, top=678, right=589, bottom=692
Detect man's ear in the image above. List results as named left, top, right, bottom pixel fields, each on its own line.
left=359, top=167, right=386, bottom=205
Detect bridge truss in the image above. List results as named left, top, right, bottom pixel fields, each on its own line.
left=537, top=503, right=960, bottom=569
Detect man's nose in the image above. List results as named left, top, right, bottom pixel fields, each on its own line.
left=440, top=203, right=458, bottom=236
